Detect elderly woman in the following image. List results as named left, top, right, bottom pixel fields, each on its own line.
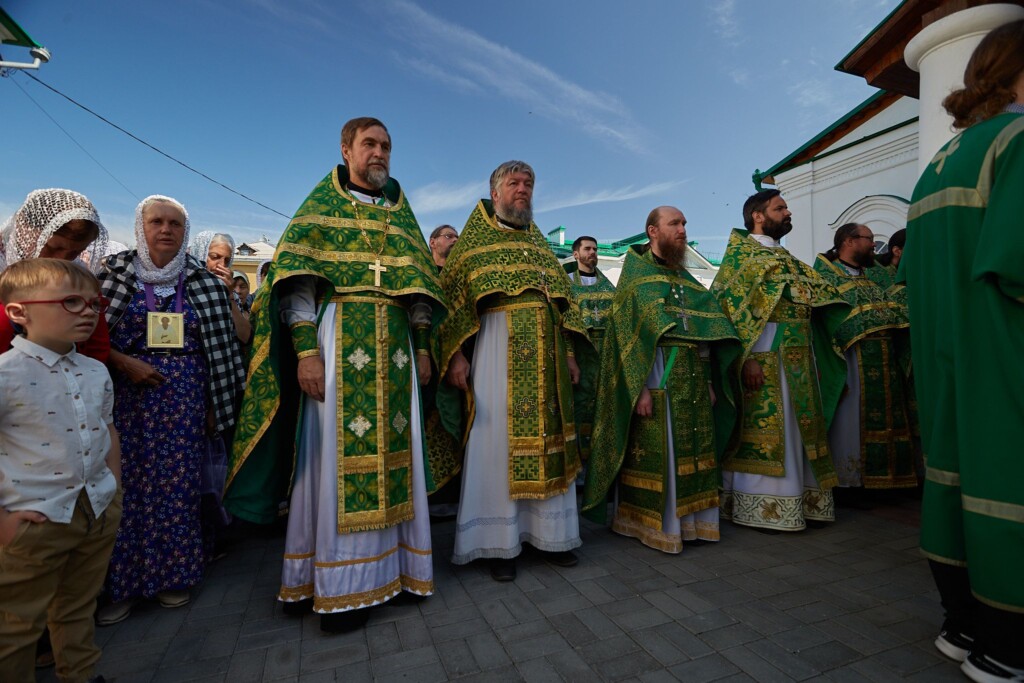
left=0, top=189, right=111, bottom=361
left=189, top=231, right=251, bottom=343
left=96, top=196, right=244, bottom=625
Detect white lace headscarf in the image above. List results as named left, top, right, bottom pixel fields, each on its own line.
left=255, top=258, right=273, bottom=288
left=0, top=188, right=109, bottom=271
left=188, top=231, right=235, bottom=269
left=133, top=195, right=191, bottom=285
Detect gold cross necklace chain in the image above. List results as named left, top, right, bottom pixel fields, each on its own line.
left=352, top=197, right=392, bottom=287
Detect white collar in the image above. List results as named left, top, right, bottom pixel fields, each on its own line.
left=750, top=233, right=781, bottom=248
left=11, top=334, right=79, bottom=367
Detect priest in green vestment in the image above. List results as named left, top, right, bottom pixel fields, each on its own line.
left=224, top=118, right=446, bottom=631
left=582, top=206, right=740, bottom=553
left=902, top=21, right=1024, bottom=676
left=711, top=190, right=849, bottom=532
left=813, top=224, right=915, bottom=492
left=566, top=235, right=616, bottom=464
left=438, top=160, right=590, bottom=582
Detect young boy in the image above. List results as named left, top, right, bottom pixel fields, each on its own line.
left=0, top=258, right=121, bottom=683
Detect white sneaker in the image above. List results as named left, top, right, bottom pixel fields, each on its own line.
left=962, top=652, right=1024, bottom=682
left=934, top=627, right=974, bottom=662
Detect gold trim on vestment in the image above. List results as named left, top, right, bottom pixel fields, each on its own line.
left=330, top=166, right=407, bottom=212
left=301, top=575, right=435, bottom=613
left=283, top=552, right=315, bottom=560
left=920, top=548, right=968, bottom=567
left=312, top=542, right=432, bottom=568
left=961, top=494, right=1024, bottom=523
left=620, top=473, right=664, bottom=493
left=279, top=584, right=314, bottom=601
left=612, top=511, right=683, bottom=554
left=926, top=466, right=961, bottom=487
left=973, top=591, right=1024, bottom=614
left=280, top=242, right=427, bottom=269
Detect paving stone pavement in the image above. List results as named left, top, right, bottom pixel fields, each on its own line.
left=39, top=497, right=964, bottom=682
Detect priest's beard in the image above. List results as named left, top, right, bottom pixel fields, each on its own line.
left=364, top=164, right=389, bottom=190
left=855, top=249, right=876, bottom=268
left=495, top=199, right=533, bottom=227
left=655, top=238, right=688, bottom=269
left=761, top=215, right=793, bottom=241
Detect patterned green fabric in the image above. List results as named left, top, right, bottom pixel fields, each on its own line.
left=865, top=263, right=896, bottom=291
left=814, top=256, right=915, bottom=489
left=567, top=264, right=617, bottom=461
left=436, top=200, right=590, bottom=499
left=905, top=113, right=1024, bottom=611
left=224, top=166, right=446, bottom=527
left=582, top=246, right=740, bottom=519
left=813, top=256, right=909, bottom=351
left=710, top=230, right=848, bottom=482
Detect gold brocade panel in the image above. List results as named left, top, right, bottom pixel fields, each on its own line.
left=485, top=291, right=580, bottom=499
left=333, top=295, right=414, bottom=534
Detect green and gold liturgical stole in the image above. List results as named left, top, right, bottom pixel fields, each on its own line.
left=582, top=247, right=740, bottom=526
left=711, top=230, right=848, bottom=485
left=567, top=264, right=616, bottom=461
left=225, top=166, right=446, bottom=531
left=814, top=256, right=916, bottom=489
left=905, top=113, right=1024, bottom=611
left=437, top=200, right=590, bottom=499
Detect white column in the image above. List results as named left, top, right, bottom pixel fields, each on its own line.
left=905, top=3, right=1024, bottom=175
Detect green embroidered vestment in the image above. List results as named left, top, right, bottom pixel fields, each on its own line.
left=581, top=247, right=740, bottom=540
left=711, top=230, right=849, bottom=487
left=437, top=200, right=590, bottom=499
left=904, top=113, right=1024, bottom=612
left=567, top=264, right=617, bottom=461
left=224, top=166, right=446, bottom=531
left=813, top=256, right=916, bottom=489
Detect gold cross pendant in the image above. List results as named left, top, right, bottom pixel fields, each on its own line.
left=368, top=259, right=387, bottom=287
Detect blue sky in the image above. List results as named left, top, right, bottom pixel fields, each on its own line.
left=2, top=0, right=899, bottom=258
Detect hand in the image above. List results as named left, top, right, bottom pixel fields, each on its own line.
left=742, top=358, right=765, bottom=392
left=708, top=382, right=717, bottom=407
left=446, top=349, right=470, bottom=390
left=212, top=264, right=233, bottom=288
left=118, top=354, right=166, bottom=386
left=416, top=354, right=432, bottom=386
left=567, top=355, right=580, bottom=385
left=0, top=509, right=47, bottom=545
left=635, top=386, right=653, bottom=417
left=297, top=355, right=325, bottom=402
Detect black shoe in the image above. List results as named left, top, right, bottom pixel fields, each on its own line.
left=320, top=609, right=370, bottom=633
left=806, top=520, right=829, bottom=529
left=281, top=598, right=314, bottom=616
left=489, top=558, right=517, bottom=581
left=934, top=624, right=974, bottom=663
left=544, top=550, right=578, bottom=567
left=961, top=651, right=1024, bottom=681
left=753, top=527, right=780, bottom=535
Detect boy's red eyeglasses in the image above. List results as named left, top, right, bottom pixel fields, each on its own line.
left=14, top=295, right=110, bottom=314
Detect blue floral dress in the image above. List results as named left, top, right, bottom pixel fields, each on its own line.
left=106, top=288, right=207, bottom=601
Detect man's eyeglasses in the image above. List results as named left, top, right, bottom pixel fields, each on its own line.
left=436, top=233, right=459, bottom=240
left=852, top=234, right=875, bottom=241
left=15, top=295, right=110, bottom=314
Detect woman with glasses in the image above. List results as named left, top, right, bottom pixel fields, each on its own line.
left=96, top=195, right=244, bottom=626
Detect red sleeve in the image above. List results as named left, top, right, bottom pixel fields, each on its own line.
left=0, top=304, right=15, bottom=353
left=78, top=314, right=111, bottom=364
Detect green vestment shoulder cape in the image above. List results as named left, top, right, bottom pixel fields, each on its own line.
left=582, top=246, right=741, bottom=517
left=566, top=264, right=617, bottom=461
left=905, top=112, right=1024, bottom=611
left=813, top=256, right=909, bottom=351
left=224, top=166, right=446, bottom=525
left=436, top=200, right=590, bottom=499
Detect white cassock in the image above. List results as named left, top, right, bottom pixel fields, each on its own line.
left=451, top=311, right=582, bottom=564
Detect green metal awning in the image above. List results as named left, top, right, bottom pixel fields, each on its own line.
left=0, top=7, right=40, bottom=48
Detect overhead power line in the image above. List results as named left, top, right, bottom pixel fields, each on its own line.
left=18, top=71, right=291, bottom=220
left=9, top=74, right=139, bottom=200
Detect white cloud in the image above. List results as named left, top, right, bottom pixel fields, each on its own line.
left=379, top=0, right=647, bottom=154
left=536, top=180, right=688, bottom=213
left=729, top=68, right=749, bottom=87
left=710, top=0, right=739, bottom=42
left=407, top=180, right=485, bottom=216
